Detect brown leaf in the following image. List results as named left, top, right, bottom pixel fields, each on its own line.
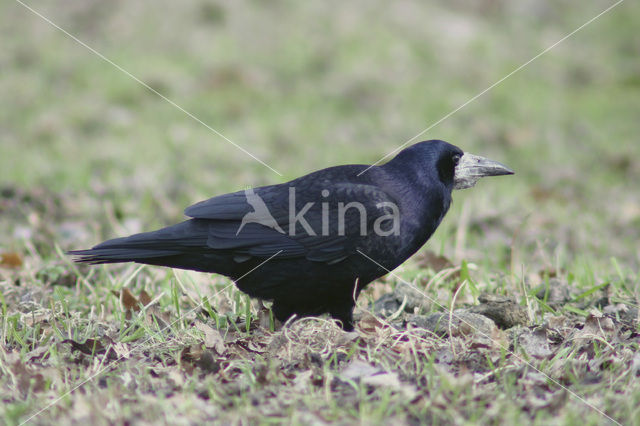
left=194, top=320, right=226, bottom=354
left=63, top=338, right=105, bottom=354
left=0, top=252, right=23, bottom=268
left=358, top=312, right=385, bottom=334
left=414, top=250, right=454, bottom=272
left=139, top=289, right=152, bottom=306
left=112, top=289, right=153, bottom=314
left=62, top=338, right=117, bottom=360
left=121, top=288, right=140, bottom=311
left=12, top=361, right=46, bottom=394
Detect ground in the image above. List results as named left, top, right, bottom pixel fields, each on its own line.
left=1, top=0, right=640, bottom=424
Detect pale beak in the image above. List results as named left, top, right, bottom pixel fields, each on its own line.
left=453, top=153, right=514, bottom=190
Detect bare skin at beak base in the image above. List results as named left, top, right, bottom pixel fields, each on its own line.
left=453, top=152, right=514, bottom=190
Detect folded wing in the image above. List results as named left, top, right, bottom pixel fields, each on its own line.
left=185, top=181, right=397, bottom=264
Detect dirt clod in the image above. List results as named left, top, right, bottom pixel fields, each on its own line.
left=469, top=294, right=529, bottom=329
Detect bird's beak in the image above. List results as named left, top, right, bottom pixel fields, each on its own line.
left=453, top=152, right=514, bottom=190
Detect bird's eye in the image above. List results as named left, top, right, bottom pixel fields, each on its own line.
left=452, top=154, right=461, bottom=166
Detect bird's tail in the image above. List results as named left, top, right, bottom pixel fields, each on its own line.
left=68, top=220, right=213, bottom=271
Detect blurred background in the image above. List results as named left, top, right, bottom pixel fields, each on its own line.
left=1, top=0, right=639, bottom=275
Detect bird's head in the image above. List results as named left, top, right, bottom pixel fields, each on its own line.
left=386, top=140, right=514, bottom=189
left=428, top=140, right=514, bottom=189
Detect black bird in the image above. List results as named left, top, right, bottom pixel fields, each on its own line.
left=70, top=140, right=513, bottom=330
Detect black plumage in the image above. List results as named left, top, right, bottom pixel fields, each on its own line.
left=70, top=140, right=513, bottom=330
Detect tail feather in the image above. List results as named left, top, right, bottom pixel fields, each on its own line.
left=68, top=220, right=208, bottom=265
left=68, top=248, right=184, bottom=264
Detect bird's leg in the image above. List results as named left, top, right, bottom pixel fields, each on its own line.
left=329, top=302, right=356, bottom=331
left=271, top=300, right=295, bottom=324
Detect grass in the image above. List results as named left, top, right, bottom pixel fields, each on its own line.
left=1, top=0, right=640, bottom=424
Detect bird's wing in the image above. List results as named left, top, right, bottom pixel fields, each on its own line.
left=184, top=190, right=254, bottom=219
left=184, top=183, right=397, bottom=263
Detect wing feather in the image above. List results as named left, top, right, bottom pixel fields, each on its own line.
left=185, top=178, right=397, bottom=264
